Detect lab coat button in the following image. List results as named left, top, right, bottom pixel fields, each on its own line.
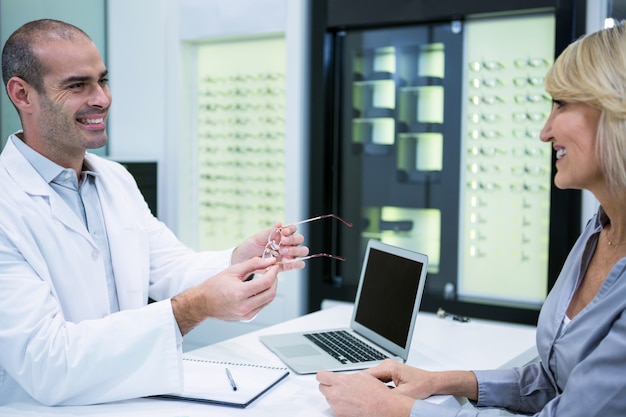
left=91, top=250, right=99, bottom=260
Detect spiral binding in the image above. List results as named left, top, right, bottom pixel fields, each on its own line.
left=183, top=357, right=287, bottom=371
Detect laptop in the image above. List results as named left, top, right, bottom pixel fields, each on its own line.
left=259, top=239, right=428, bottom=374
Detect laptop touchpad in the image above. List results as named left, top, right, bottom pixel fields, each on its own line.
left=277, top=344, right=321, bottom=358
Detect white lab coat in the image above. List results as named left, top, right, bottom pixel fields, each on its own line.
left=0, top=137, right=233, bottom=405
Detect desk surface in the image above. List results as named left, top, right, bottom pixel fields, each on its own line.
left=0, top=305, right=537, bottom=417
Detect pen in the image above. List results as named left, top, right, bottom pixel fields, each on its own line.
left=225, top=367, right=238, bottom=391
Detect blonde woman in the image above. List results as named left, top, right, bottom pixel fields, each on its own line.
left=317, top=21, right=626, bottom=417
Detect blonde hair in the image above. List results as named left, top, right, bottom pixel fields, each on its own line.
left=544, top=21, right=626, bottom=191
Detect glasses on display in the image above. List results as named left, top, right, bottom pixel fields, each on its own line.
left=513, top=57, right=550, bottom=69
left=469, top=77, right=504, bottom=88
left=263, top=214, right=353, bottom=263
left=468, top=59, right=505, bottom=72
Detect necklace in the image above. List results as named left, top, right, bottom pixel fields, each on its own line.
left=606, top=231, right=626, bottom=246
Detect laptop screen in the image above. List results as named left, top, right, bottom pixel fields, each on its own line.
left=353, top=246, right=424, bottom=348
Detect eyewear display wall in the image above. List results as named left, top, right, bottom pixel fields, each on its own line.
left=308, top=1, right=584, bottom=324
left=194, top=36, right=287, bottom=249
left=460, top=15, right=555, bottom=308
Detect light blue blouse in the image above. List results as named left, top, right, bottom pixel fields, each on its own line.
left=411, top=207, right=626, bottom=416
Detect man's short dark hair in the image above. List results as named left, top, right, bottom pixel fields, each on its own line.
left=1, top=19, right=91, bottom=93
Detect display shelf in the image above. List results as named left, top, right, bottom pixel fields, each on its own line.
left=194, top=35, right=287, bottom=249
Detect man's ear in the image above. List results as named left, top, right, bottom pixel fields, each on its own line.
left=6, top=77, right=35, bottom=114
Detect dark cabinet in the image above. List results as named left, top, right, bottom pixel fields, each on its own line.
left=307, top=0, right=585, bottom=325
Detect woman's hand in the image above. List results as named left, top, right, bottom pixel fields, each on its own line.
left=316, top=369, right=415, bottom=417
left=366, top=359, right=479, bottom=401
left=364, top=359, right=439, bottom=399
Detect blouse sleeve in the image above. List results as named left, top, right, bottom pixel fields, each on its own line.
left=473, top=365, right=555, bottom=413
left=411, top=314, right=626, bottom=417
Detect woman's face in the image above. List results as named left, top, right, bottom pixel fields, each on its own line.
left=539, top=100, right=603, bottom=193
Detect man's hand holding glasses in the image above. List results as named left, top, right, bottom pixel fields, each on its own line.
left=232, top=214, right=353, bottom=274
left=264, top=214, right=353, bottom=265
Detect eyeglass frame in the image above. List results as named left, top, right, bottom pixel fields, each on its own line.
left=263, top=214, right=353, bottom=264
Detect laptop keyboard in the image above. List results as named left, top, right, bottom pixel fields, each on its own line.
left=303, top=330, right=389, bottom=364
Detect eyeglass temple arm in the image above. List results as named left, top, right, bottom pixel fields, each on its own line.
left=287, top=214, right=353, bottom=228
left=278, top=253, right=346, bottom=264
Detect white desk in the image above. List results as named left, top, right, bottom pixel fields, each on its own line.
left=0, top=305, right=537, bottom=417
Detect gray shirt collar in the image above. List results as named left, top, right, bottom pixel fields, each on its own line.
left=10, top=132, right=98, bottom=187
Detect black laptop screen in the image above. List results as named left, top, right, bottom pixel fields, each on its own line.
left=353, top=247, right=424, bottom=347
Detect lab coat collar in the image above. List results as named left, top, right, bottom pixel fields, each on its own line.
left=2, top=134, right=55, bottom=197
left=1, top=135, right=96, bottom=246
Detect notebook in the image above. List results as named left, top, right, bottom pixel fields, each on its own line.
left=260, top=239, right=428, bottom=374
left=152, top=356, right=289, bottom=408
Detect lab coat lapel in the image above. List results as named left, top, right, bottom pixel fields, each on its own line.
left=48, top=191, right=95, bottom=243
left=88, top=154, right=148, bottom=310
left=1, top=140, right=95, bottom=244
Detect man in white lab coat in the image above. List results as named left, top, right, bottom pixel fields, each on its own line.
left=0, top=19, right=306, bottom=406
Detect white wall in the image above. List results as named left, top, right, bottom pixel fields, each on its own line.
left=178, top=0, right=286, bottom=40
left=106, top=0, right=174, bottom=222
left=578, top=0, right=605, bottom=226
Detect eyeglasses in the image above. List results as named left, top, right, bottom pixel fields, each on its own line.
left=468, top=60, right=505, bottom=72
left=263, top=214, right=353, bottom=263
left=514, top=57, right=550, bottom=69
